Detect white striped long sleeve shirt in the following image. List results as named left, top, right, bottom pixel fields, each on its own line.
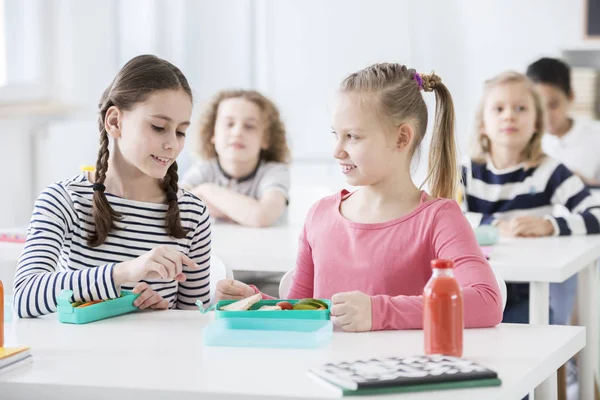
left=13, top=174, right=211, bottom=318
left=461, top=157, right=600, bottom=236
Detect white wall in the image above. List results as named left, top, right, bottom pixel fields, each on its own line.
left=254, top=0, right=412, bottom=160
left=451, top=0, right=583, bottom=154
left=403, top=0, right=584, bottom=178
left=25, top=0, right=256, bottom=201
left=0, top=0, right=593, bottom=228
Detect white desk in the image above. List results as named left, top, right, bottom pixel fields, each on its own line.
left=1, top=311, right=585, bottom=400
left=0, top=223, right=301, bottom=274
left=489, top=236, right=600, bottom=399
left=211, top=223, right=301, bottom=272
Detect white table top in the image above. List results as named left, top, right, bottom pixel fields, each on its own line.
left=211, top=222, right=301, bottom=272
left=5, top=223, right=600, bottom=280
left=0, top=224, right=301, bottom=272
left=488, top=236, right=600, bottom=282
left=1, top=311, right=585, bottom=400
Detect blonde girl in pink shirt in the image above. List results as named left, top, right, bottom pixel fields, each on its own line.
left=215, top=63, right=503, bottom=332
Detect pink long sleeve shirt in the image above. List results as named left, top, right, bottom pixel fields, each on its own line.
left=283, top=190, right=503, bottom=331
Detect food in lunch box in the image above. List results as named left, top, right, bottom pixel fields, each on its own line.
left=70, top=293, right=129, bottom=308
left=293, top=298, right=328, bottom=310
left=276, top=301, right=293, bottom=310
left=220, top=293, right=262, bottom=311
left=219, top=295, right=329, bottom=311
left=258, top=305, right=282, bottom=311
left=75, top=300, right=103, bottom=308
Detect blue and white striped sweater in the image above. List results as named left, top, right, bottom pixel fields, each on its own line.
left=13, top=174, right=211, bottom=318
left=461, top=157, right=600, bottom=235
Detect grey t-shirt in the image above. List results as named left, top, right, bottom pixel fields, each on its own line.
left=181, top=158, right=290, bottom=204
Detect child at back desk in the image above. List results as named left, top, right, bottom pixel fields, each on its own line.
left=461, top=71, right=600, bottom=326
left=181, top=90, right=291, bottom=227
left=527, top=57, right=600, bottom=187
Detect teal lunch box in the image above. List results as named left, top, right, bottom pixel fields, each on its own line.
left=57, top=289, right=141, bottom=324
left=199, top=298, right=333, bottom=348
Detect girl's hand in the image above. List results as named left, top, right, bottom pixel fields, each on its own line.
left=331, top=291, right=372, bottom=332
left=132, top=282, right=169, bottom=310
left=113, top=245, right=198, bottom=286
left=215, top=279, right=256, bottom=301
left=509, top=217, right=554, bottom=237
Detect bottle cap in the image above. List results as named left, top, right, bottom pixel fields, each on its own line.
left=431, top=259, right=453, bottom=269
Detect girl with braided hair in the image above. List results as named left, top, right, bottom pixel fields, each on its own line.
left=215, top=63, right=502, bottom=332
left=13, top=55, right=211, bottom=317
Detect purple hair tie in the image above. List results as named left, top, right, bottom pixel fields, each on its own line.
left=414, top=73, right=423, bottom=91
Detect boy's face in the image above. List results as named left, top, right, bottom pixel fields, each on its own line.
left=534, top=83, right=573, bottom=136
left=212, top=97, right=269, bottom=164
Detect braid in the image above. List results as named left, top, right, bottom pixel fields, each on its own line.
left=161, top=162, right=187, bottom=238
left=86, top=54, right=194, bottom=245
left=88, top=122, right=122, bottom=247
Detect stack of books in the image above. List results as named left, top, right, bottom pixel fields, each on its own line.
left=0, top=346, right=32, bottom=374
left=571, top=67, right=600, bottom=119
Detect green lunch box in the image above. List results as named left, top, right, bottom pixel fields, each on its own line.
left=57, top=289, right=141, bottom=324
left=199, top=299, right=333, bottom=349
left=211, top=299, right=331, bottom=320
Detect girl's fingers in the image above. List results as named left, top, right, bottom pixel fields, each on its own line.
left=139, top=292, right=164, bottom=310
left=151, top=298, right=170, bottom=310
left=155, top=255, right=177, bottom=279
left=133, top=282, right=149, bottom=294
left=134, top=288, right=154, bottom=307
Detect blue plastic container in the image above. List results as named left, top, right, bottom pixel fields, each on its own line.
left=474, top=225, right=499, bottom=246
left=3, top=295, right=12, bottom=322
left=203, top=317, right=333, bottom=348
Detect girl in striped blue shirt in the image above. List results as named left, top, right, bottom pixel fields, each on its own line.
left=12, top=55, right=211, bottom=318
left=462, top=71, right=600, bottom=325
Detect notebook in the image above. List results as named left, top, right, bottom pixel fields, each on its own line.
left=0, top=347, right=32, bottom=370
left=308, top=354, right=501, bottom=396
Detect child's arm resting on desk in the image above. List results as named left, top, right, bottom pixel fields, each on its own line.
left=370, top=202, right=504, bottom=330
left=544, top=164, right=600, bottom=236
left=175, top=208, right=212, bottom=309
left=180, top=162, right=229, bottom=220
left=12, top=185, right=121, bottom=318
left=191, top=163, right=289, bottom=227
left=193, top=184, right=287, bottom=227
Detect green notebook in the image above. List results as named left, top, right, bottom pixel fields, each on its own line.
left=308, top=355, right=501, bottom=396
